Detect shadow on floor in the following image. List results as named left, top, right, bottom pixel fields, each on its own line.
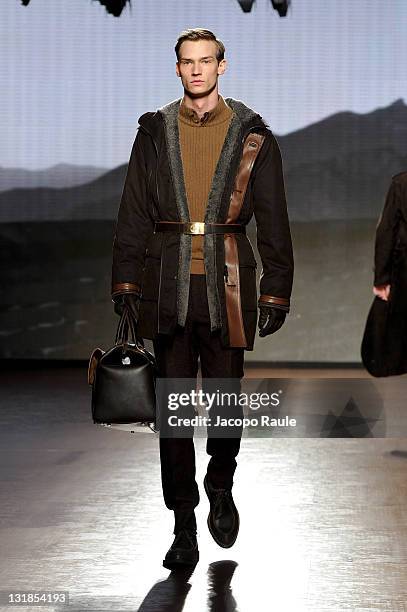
left=137, top=560, right=238, bottom=612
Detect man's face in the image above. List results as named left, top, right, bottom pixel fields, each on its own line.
left=176, top=39, right=226, bottom=97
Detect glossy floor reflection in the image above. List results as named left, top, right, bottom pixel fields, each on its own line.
left=1, top=365, right=407, bottom=611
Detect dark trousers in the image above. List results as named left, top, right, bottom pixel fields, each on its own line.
left=153, top=274, right=245, bottom=534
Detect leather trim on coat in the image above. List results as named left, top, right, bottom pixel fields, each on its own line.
left=111, top=282, right=141, bottom=299
left=258, top=294, right=290, bottom=313
left=258, top=295, right=290, bottom=307
left=224, top=133, right=265, bottom=347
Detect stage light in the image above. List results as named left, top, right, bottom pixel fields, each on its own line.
left=20, top=0, right=132, bottom=17
left=92, top=0, right=131, bottom=17
left=236, top=0, right=256, bottom=12
left=236, top=0, right=290, bottom=15
left=271, top=0, right=290, bottom=17
left=20, top=0, right=289, bottom=18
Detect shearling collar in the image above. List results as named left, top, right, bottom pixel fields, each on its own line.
left=137, top=96, right=268, bottom=137
left=158, top=96, right=266, bottom=129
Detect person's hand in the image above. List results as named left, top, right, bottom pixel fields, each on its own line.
left=258, top=305, right=286, bottom=337
left=373, top=284, right=391, bottom=301
left=113, top=293, right=141, bottom=322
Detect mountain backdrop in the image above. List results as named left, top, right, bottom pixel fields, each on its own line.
left=0, top=163, right=108, bottom=193
left=1, top=99, right=406, bottom=223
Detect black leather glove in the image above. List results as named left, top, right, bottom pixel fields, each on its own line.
left=258, top=305, right=286, bottom=337
left=113, top=293, right=141, bottom=323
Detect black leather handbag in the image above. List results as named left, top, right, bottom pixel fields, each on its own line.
left=361, top=296, right=391, bottom=377
left=361, top=295, right=407, bottom=377
left=88, top=306, right=157, bottom=428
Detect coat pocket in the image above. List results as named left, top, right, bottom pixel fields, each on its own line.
left=138, top=255, right=160, bottom=339
left=137, top=299, right=158, bottom=339
left=238, top=263, right=258, bottom=311
left=141, top=255, right=161, bottom=301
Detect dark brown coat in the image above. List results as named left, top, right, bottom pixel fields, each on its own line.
left=111, top=97, right=294, bottom=350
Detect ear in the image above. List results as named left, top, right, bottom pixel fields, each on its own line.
left=217, top=58, right=227, bottom=76
left=175, top=62, right=181, bottom=78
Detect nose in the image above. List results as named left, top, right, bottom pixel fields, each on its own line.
left=191, top=63, right=202, bottom=75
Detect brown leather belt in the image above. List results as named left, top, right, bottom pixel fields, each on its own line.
left=154, top=221, right=246, bottom=235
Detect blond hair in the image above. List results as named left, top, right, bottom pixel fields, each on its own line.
left=175, top=28, right=225, bottom=63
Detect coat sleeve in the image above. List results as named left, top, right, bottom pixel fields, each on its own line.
left=252, top=131, right=294, bottom=311
left=374, top=178, right=401, bottom=286
left=111, top=128, right=155, bottom=299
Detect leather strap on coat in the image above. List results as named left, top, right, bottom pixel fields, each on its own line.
left=224, top=132, right=265, bottom=347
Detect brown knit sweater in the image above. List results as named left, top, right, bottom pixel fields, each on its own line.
left=178, top=95, right=233, bottom=274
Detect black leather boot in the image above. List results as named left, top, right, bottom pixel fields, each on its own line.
left=162, top=528, right=199, bottom=570
left=204, top=474, right=239, bottom=548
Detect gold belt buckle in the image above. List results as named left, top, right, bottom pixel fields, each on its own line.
left=187, top=221, right=205, bottom=235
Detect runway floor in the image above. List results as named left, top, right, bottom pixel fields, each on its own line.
left=1, top=364, right=407, bottom=611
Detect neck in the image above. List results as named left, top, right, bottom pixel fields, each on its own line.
left=181, top=87, right=220, bottom=119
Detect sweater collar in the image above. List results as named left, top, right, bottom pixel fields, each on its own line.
left=178, top=94, right=232, bottom=127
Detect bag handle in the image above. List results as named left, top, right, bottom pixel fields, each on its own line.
left=115, top=307, right=127, bottom=344
left=115, top=305, right=144, bottom=350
